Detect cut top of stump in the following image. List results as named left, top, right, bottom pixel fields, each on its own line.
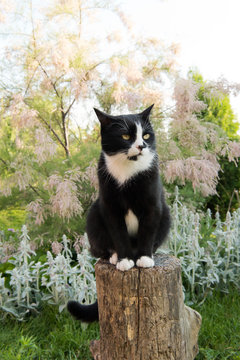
left=96, top=253, right=181, bottom=274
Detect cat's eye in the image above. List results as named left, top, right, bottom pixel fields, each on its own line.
left=143, top=133, right=150, bottom=140
left=122, top=134, right=130, bottom=140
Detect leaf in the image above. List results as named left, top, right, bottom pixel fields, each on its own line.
left=0, top=305, right=20, bottom=318
left=59, top=304, right=66, bottom=313
left=0, top=262, right=15, bottom=273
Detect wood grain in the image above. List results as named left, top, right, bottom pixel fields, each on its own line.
left=91, top=254, right=201, bottom=360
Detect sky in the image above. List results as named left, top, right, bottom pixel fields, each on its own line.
left=122, top=0, right=240, bottom=121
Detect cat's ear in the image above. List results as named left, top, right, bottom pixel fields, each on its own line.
left=139, top=104, right=154, bottom=121
left=94, top=108, right=113, bottom=126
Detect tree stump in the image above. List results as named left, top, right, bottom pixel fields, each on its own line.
left=90, top=254, right=201, bottom=360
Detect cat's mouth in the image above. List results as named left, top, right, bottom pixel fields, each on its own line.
left=127, top=153, right=142, bottom=161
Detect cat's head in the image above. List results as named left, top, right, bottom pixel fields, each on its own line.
left=94, top=105, right=156, bottom=162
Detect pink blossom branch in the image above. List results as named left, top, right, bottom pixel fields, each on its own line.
left=38, top=113, right=69, bottom=156
left=64, top=98, right=76, bottom=118
left=0, top=157, right=42, bottom=196
left=24, top=64, right=39, bottom=96
left=61, top=110, right=70, bottom=158
left=84, top=61, right=105, bottom=78
left=28, top=184, right=41, bottom=197
left=37, top=61, right=61, bottom=98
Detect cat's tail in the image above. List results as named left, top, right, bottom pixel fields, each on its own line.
left=67, top=300, right=99, bottom=322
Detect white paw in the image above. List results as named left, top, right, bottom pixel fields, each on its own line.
left=116, top=258, right=135, bottom=271
left=109, top=252, right=118, bottom=265
left=136, top=256, right=154, bottom=268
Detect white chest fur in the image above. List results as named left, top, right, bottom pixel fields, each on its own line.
left=103, top=150, right=154, bottom=185
left=125, top=209, right=139, bottom=236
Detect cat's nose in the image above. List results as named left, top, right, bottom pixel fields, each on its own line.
left=137, top=144, right=146, bottom=151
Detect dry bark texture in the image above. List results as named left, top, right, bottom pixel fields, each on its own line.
left=91, top=254, right=201, bottom=360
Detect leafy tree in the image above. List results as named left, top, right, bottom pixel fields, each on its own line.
left=190, top=71, right=239, bottom=139
left=208, top=158, right=240, bottom=216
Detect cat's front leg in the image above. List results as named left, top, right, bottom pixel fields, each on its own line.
left=109, top=251, right=135, bottom=271
left=109, top=252, right=118, bottom=265
left=135, top=211, right=160, bottom=268
left=136, top=256, right=154, bottom=268
left=116, top=258, right=135, bottom=271
left=104, top=211, right=135, bottom=271
left=136, top=243, right=155, bottom=269
left=135, top=231, right=155, bottom=269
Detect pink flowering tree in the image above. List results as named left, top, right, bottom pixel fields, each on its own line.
left=189, top=72, right=240, bottom=213
left=0, top=0, right=177, bottom=241
left=0, top=0, right=111, bottom=239
left=166, top=77, right=240, bottom=196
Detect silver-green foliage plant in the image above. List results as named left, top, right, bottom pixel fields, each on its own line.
left=2, top=226, right=39, bottom=319
left=0, top=226, right=96, bottom=320
left=1, top=191, right=240, bottom=319
left=41, top=235, right=96, bottom=313
left=166, top=187, right=240, bottom=304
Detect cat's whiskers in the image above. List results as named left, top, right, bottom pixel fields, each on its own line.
left=114, top=123, right=129, bottom=131
left=121, top=118, right=130, bottom=131
left=98, top=163, right=113, bottom=184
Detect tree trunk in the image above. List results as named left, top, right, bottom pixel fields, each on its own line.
left=90, top=254, right=201, bottom=360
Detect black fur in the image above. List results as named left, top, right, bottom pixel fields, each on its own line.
left=87, top=153, right=170, bottom=261
left=67, top=300, right=99, bottom=322
left=68, top=105, right=171, bottom=322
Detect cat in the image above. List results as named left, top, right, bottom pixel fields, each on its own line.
left=67, top=105, right=171, bottom=322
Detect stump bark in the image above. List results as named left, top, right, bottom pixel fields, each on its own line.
left=90, top=254, right=201, bottom=360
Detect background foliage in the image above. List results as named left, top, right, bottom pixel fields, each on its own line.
left=0, top=0, right=240, bottom=359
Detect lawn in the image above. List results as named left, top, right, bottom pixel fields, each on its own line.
left=0, top=305, right=99, bottom=360
left=1, top=287, right=239, bottom=360
left=194, top=288, right=240, bottom=360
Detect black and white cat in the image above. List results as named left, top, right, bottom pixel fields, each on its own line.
left=68, top=105, right=171, bottom=322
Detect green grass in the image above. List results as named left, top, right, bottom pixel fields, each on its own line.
left=1, top=288, right=239, bottom=360
left=0, top=305, right=99, bottom=360
left=194, top=287, right=240, bottom=360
